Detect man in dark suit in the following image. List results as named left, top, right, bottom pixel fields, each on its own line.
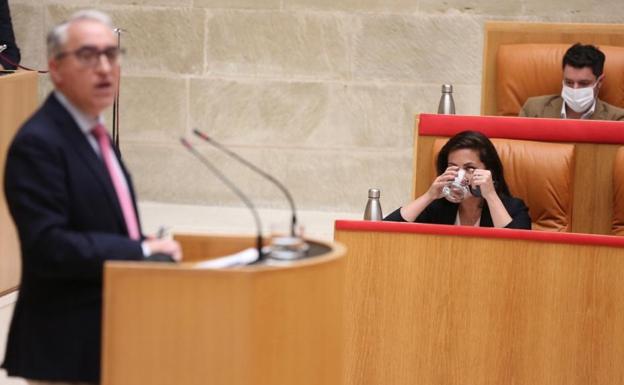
left=519, top=43, right=624, bottom=121
left=1, top=10, right=181, bottom=385
left=0, top=0, right=20, bottom=70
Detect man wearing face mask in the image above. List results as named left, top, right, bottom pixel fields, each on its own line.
left=519, top=43, right=624, bottom=121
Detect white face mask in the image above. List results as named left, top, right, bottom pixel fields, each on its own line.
left=561, top=84, right=595, bottom=113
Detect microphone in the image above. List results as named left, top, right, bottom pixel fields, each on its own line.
left=111, top=27, right=127, bottom=150
left=192, top=129, right=299, bottom=237
left=180, top=138, right=265, bottom=262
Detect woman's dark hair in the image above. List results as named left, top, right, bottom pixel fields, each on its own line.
left=436, top=130, right=511, bottom=196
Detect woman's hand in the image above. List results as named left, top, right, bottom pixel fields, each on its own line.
left=426, top=166, right=459, bottom=200
left=399, top=166, right=459, bottom=222
left=470, top=168, right=513, bottom=228
left=471, top=169, right=496, bottom=199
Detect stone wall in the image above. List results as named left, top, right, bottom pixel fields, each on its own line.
left=7, top=0, right=624, bottom=213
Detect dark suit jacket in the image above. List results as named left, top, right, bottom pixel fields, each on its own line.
left=384, top=195, right=532, bottom=230
left=519, top=94, right=624, bottom=121
left=1, top=94, right=144, bottom=383
left=0, top=0, right=20, bottom=70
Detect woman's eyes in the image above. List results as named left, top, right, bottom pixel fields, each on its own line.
left=446, top=165, right=477, bottom=172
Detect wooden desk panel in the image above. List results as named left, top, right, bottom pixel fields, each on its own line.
left=335, top=221, right=624, bottom=385
left=0, top=71, right=38, bottom=295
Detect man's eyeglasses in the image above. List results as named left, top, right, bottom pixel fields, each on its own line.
left=55, top=46, right=125, bottom=68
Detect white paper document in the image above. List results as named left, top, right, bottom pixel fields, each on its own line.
left=193, top=247, right=260, bottom=269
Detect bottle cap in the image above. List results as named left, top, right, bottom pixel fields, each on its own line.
left=441, top=84, right=453, bottom=93
left=368, top=188, right=380, bottom=198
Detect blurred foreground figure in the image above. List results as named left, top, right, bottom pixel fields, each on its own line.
left=1, top=10, right=181, bottom=385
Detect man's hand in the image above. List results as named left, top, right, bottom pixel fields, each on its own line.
left=144, top=238, right=182, bottom=262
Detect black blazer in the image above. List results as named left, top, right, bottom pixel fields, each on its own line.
left=384, top=195, right=532, bottom=230
left=0, top=0, right=20, bottom=70
left=2, top=94, right=144, bottom=383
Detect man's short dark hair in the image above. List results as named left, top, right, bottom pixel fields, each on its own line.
left=562, top=43, right=605, bottom=78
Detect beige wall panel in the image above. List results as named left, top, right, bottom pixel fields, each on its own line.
left=205, top=11, right=351, bottom=79
left=121, top=142, right=411, bottom=212
left=522, top=0, right=624, bottom=16
left=284, top=0, right=419, bottom=12
left=189, top=79, right=466, bottom=149
left=194, top=0, right=281, bottom=9
left=103, top=0, right=193, bottom=6
left=189, top=79, right=329, bottom=146
left=115, top=76, right=187, bottom=141
left=47, top=5, right=205, bottom=75
left=37, top=76, right=53, bottom=103
left=283, top=0, right=621, bottom=14
left=10, top=4, right=46, bottom=72
left=320, top=84, right=422, bottom=149
left=8, top=0, right=93, bottom=7
left=353, top=14, right=483, bottom=83
left=449, top=84, right=481, bottom=115
left=418, top=0, right=521, bottom=15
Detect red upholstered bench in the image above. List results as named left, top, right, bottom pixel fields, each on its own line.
left=414, top=113, right=624, bottom=234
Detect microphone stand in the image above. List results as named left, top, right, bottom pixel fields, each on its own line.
left=112, top=28, right=125, bottom=151
left=180, top=138, right=265, bottom=262
left=192, top=129, right=298, bottom=237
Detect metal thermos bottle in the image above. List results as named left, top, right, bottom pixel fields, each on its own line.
left=363, top=188, right=383, bottom=221
left=437, top=84, right=456, bottom=114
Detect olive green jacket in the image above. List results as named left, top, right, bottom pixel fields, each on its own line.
left=519, top=94, right=624, bottom=121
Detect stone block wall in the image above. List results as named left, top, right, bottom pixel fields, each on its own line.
left=7, top=0, right=624, bottom=213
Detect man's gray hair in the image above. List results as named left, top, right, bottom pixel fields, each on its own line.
left=46, top=10, right=114, bottom=59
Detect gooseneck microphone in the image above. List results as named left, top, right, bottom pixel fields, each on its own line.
left=111, top=27, right=127, bottom=150
left=180, top=138, right=265, bottom=262
left=192, top=129, right=298, bottom=237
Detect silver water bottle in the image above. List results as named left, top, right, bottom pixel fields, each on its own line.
left=363, top=188, right=383, bottom=221
left=437, top=84, right=456, bottom=114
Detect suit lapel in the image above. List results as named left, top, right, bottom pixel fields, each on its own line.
left=45, top=95, right=129, bottom=234
left=546, top=96, right=564, bottom=118
left=592, top=99, right=609, bottom=120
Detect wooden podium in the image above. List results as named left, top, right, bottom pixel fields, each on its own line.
left=0, top=71, right=38, bottom=295
left=101, top=234, right=345, bottom=385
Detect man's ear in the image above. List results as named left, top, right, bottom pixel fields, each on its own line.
left=48, top=58, right=62, bottom=84
left=596, top=74, right=605, bottom=91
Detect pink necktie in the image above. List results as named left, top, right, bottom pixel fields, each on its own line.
left=91, top=124, right=141, bottom=240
